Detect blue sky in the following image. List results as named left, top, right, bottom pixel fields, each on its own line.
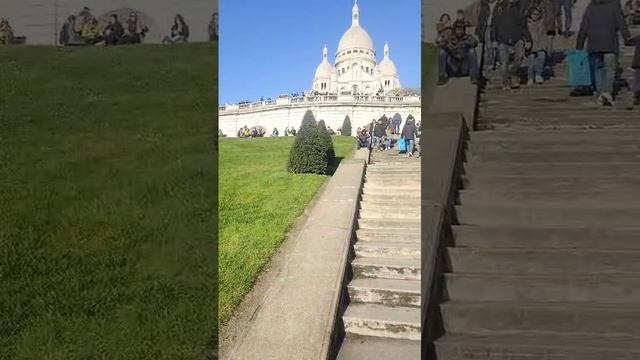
left=219, top=0, right=421, bottom=105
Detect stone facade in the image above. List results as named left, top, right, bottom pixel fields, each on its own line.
left=3, top=0, right=216, bottom=45
left=219, top=95, right=421, bottom=137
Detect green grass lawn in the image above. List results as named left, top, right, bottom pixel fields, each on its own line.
left=218, top=136, right=354, bottom=325
left=0, top=43, right=218, bottom=359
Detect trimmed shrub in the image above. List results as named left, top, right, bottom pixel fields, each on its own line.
left=287, top=110, right=327, bottom=174
left=341, top=115, right=352, bottom=136
left=317, top=120, right=336, bottom=166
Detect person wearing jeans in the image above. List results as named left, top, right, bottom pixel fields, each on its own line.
left=526, top=6, right=551, bottom=85
left=559, top=0, right=573, bottom=36
left=491, top=0, right=532, bottom=89
left=576, top=0, right=630, bottom=106
left=400, top=119, right=418, bottom=157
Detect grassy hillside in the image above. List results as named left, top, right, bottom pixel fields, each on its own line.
left=218, top=136, right=354, bottom=325
left=0, top=43, right=218, bottom=359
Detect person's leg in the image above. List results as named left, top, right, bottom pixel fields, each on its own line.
left=512, top=42, right=525, bottom=88
left=468, top=49, right=479, bottom=83
left=439, top=48, right=449, bottom=81
left=634, top=70, right=640, bottom=103
left=535, top=51, right=546, bottom=82
left=592, top=53, right=606, bottom=101
left=527, top=53, right=536, bottom=84
left=562, top=0, right=573, bottom=34
left=499, top=44, right=510, bottom=87
left=602, top=52, right=617, bottom=99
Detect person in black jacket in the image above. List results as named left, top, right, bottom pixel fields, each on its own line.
left=373, top=119, right=386, bottom=151
left=401, top=119, right=418, bottom=157
left=576, top=0, right=631, bottom=106
left=104, top=15, right=124, bottom=46
left=491, top=0, right=532, bottom=89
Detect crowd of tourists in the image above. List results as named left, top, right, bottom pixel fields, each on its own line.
left=57, top=7, right=217, bottom=46
left=356, top=115, right=421, bottom=157
left=59, top=7, right=150, bottom=46
left=436, top=0, right=640, bottom=109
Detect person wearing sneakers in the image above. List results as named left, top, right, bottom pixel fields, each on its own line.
left=491, top=0, right=532, bottom=90
left=576, top=0, right=631, bottom=106
left=526, top=5, right=549, bottom=85
left=400, top=118, right=418, bottom=157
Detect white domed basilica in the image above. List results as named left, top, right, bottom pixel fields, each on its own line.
left=312, top=0, right=401, bottom=95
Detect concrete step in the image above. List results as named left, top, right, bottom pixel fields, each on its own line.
left=360, top=198, right=421, bottom=208
left=469, top=141, right=640, bottom=153
left=337, top=335, right=420, bottom=360
left=347, top=278, right=420, bottom=307
left=356, top=228, right=420, bottom=243
left=435, top=334, right=640, bottom=360
left=359, top=208, right=420, bottom=220
left=358, top=218, right=420, bottom=231
left=352, top=257, right=420, bottom=280
left=456, top=204, right=640, bottom=226
left=342, top=303, right=420, bottom=340
left=470, top=129, right=640, bottom=143
left=469, top=150, right=640, bottom=163
left=440, top=301, right=640, bottom=337
left=452, top=225, right=640, bottom=249
left=447, top=247, right=640, bottom=275
left=464, top=161, right=640, bottom=177
left=354, top=241, right=420, bottom=260
left=444, top=272, right=640, bottom=303
left=366, top=167, right=420, bottom=173
left=463, top=175, right=640, bottom=192
left=362, top=188, right=420, bottom=197
left=459, top=189, right=640, bottom=206
left=363, top=181, right=421, bottom=190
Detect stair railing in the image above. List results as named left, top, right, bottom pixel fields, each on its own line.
left=421, top=113, right=469, bottom=360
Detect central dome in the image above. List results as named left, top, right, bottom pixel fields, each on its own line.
left=337, top=0, right=374, bottom=54
left=337, top=26, right=374, bottom=53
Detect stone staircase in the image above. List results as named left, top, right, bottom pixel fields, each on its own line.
left=337, top=148, right=421, bottom=359
left=433, top=28, right=640, bottom=359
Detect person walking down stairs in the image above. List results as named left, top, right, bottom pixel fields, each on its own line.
left=576, top=0, right=632, bottom=106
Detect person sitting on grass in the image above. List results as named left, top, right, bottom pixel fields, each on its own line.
left=438, top=22, right=479, bottom=85
left=81, top=17, right=103, bottom=45
left=163, top=14, right=190, bottom=45
left=271, top=127, right=279, bottom=137
left=0, top=18, right=14, bottom=45
left=104, top=15, right=124, bottom=46
left=121, top=12, right=148, bottom=44
left=209, top=12, right=219, bottom=42
left=289, top=127, right=297, bottom=136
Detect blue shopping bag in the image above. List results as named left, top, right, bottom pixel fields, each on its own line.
left=566, top=50, right=591, bottom=87
left=397, top=137, right=407, bottom=153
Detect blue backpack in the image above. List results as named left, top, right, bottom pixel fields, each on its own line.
left=397, top=138, right=407, bottom=153
left=566, top=50, right=592, bottom=87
